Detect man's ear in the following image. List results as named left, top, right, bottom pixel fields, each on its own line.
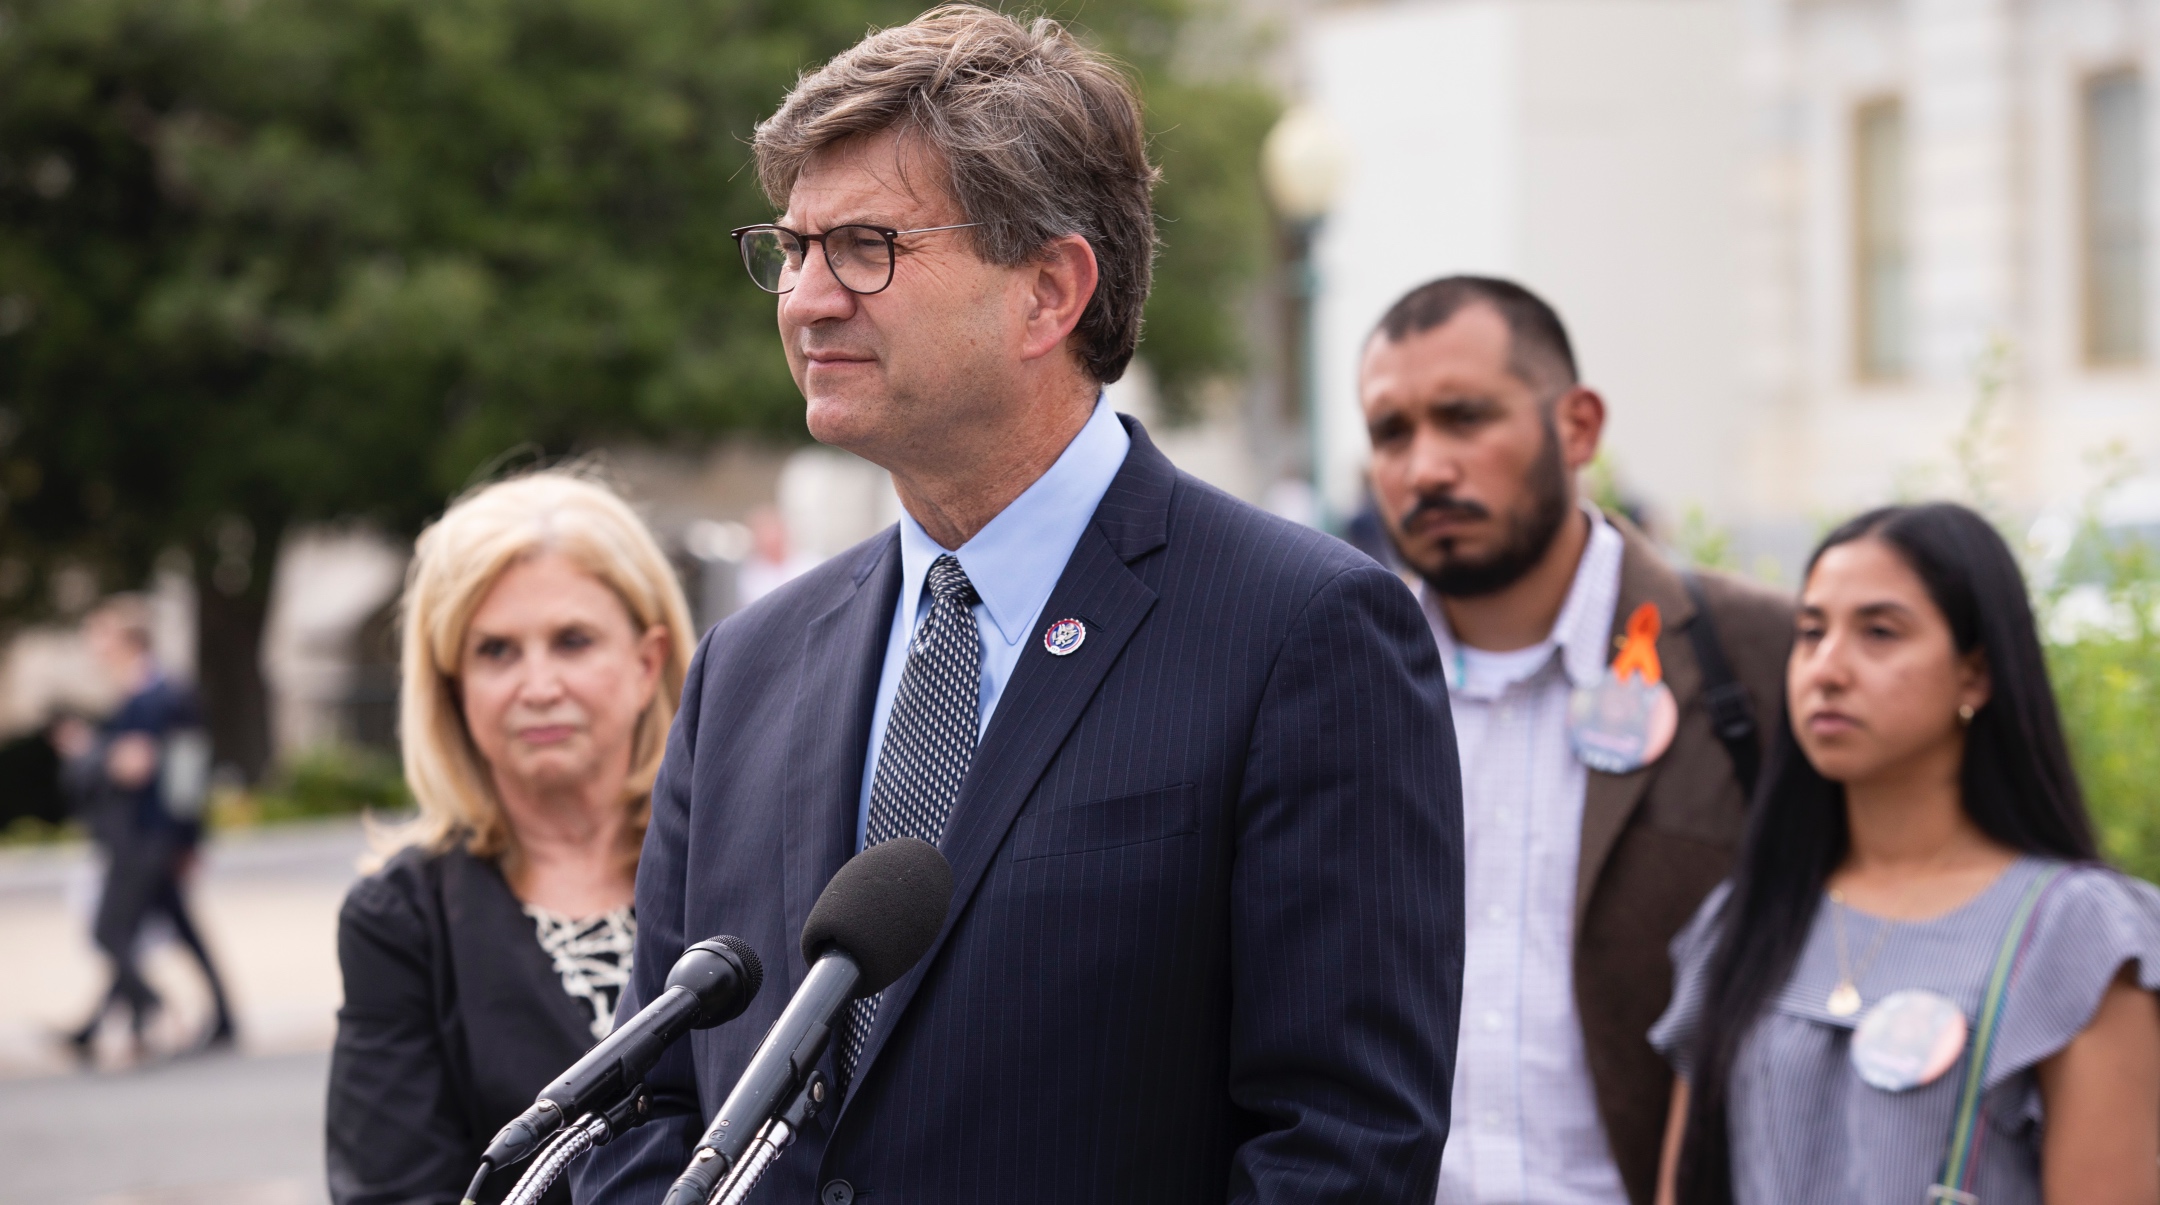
left=1554, top=385, right=1607, bottom=473
left=1019, top=234, right=1099, bottom=363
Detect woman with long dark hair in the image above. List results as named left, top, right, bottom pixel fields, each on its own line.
left=1650, top=503, right=2160, bottom=1205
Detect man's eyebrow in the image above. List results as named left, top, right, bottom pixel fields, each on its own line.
left=778, top=214, right=904, bottom=231
left=1423, top=394, right=1503, bottom=414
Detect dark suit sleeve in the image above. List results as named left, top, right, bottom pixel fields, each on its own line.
left=571, top=632, right=713, bottom=1204
left=1227, top=563, right=1463, bottom=1203
left=327, top=875, right=471, bottom=1205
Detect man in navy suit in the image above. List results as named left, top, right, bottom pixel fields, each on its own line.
left=573, top=8, right=1463, bottom=1203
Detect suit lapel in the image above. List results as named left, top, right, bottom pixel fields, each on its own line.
left=1574, top=517, right=1700, bottom=927
left=838, top=420, right=1173, bottom=1106
left=782, top=533, right=903, bottom=991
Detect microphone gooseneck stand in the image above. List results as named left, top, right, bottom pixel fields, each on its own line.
left=501, top=1116, right=601, bottom=1205
left=663, top=951, right=860, bottom=1205
left=705, top=1070, right=828, bottom=1205
left=499, top=1086, right=656, bottom=1205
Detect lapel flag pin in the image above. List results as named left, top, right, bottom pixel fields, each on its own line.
left=1043, top=617, right=1087, bottom=656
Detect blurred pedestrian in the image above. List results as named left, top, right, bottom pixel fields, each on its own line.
left=325, top=471, right=694, bottom=1205
left=733, top=503, right=815, bottom=606
left=1358, top=276, right=1793, bottom=1205
left=55, top=593, right=231, bottom=1061
left=1652, top=503, right=2160, bottom=1205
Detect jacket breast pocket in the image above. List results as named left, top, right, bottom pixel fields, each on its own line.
left=1010, top=784, right=1200, bottom=861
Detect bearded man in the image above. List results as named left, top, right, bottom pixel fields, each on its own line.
left=1359, top=277, right=1790, bottom=1205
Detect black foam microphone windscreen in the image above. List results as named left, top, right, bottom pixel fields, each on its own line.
left=799, top=835, right=954, bottom=996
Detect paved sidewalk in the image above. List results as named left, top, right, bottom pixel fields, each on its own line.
left=0, top=820, right=365, bottom=1199
left=0, top=1046, right=333, bottom=1204
left=0, top=1049, right=332, bottom=1205
left=0, top=818, right=364, bottom=1079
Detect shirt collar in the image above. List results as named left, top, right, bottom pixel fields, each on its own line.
left=1420, top=504, right=1625, bottom=695
left=895, top=395, right=1132, bottom=645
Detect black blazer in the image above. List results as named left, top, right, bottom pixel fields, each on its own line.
left=328, top=844, right=596, bottom=1205
left=573, top=418, right=1466, bottom=1205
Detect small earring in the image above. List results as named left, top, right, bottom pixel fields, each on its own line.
left=1958, top=703, right=1976, bottom=725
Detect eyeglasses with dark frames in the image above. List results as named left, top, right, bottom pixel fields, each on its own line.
left=729, top=222, right=983, bottom=295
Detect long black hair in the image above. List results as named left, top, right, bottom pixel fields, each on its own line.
left=1675, top=502, right=2098, bottom=1204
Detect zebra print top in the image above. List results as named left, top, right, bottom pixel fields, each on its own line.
left=525, top=903, right=637, bottom=1042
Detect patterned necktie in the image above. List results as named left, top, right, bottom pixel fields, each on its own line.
left=838, top=553, right=982, bottom=1091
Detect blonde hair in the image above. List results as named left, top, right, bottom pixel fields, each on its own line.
left=375, top=469, right=695, bottom=867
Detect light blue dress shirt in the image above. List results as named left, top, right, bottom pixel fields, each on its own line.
left=854, top=397, right=1132, bottom=849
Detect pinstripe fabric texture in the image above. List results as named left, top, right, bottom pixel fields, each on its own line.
left=1652, top=859, right=2160, bottom=1205
left=841, top=555, right=983, bottom=1090
left=571, top=417, right=1465, bottom=1205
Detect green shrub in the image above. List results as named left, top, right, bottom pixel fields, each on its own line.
left=2041, top=537, right=2160, bottom=882
left=249, top=745, right=411, bottom=825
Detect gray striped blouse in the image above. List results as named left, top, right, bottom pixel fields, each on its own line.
left=1651, top=857, right=2160, bottom=1204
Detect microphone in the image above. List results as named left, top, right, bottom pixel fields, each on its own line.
left=662, top=838, right=952, bottom=1205
left=480, top=935, right=763, bottom=1175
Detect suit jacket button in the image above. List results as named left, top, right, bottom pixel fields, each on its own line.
left=821, top=1180, right=855, bottom=1205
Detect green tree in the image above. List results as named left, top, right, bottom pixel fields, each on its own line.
left=0, top=0, right=1273, bottom=776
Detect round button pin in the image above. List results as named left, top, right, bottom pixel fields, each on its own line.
left=1043, top=617, right=1086, bottom=656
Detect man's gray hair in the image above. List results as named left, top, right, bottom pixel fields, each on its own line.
left=753, top=4, right=1160, bottom=384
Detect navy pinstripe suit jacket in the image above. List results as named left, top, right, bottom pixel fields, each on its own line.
left=572, top=417, right=1464, bottom=1204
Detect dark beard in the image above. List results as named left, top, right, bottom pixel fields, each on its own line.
left=1405, top=418, right=1572, bottom=599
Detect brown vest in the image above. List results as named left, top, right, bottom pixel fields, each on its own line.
left=1573, top=515, right=1792, bottom=1204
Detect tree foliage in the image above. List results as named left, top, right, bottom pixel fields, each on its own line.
left=0, top=0, right=1274, bottom=600
left=0, top=0, right=1274, bottom=771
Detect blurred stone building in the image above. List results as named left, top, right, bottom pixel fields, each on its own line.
left=1293, top=0, right=2156, bottom=568
left=1736, top=0, right=2154, bottom=555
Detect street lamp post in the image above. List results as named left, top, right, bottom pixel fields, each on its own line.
left=1261, top=105, right=1351, bottom=529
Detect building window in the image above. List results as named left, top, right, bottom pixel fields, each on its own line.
left=1855, top=98, right=1909, bottom=381
left=2085, top=68, right=2147, bottom=367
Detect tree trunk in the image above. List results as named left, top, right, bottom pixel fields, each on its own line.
left=194, top=522, right=279, bottom=785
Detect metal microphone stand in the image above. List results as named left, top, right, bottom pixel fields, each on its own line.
left=705, top=1071, right=828, bottom=1205
left=494, top=1086, right=656, bottom=1205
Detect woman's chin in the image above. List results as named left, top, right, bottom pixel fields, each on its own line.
left=495, top=752, right=606, bottom=799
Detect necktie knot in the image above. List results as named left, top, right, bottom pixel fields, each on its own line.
left=927, top=554, right=980, bottom=607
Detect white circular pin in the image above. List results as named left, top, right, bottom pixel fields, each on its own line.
left=1851, top=989, right=1968, bottom=1092
left=1043, top=617, right=1086, bottom=656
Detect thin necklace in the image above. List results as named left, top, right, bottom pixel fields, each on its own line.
left=1826, top=889, right=1897, bottom=1018
left=1825, top=837, right=1988, bottom=1016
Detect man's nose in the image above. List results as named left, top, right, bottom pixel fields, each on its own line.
left=780, top=244, right=858, bottom=327
left=1405, top=426, right=1463, bottom=494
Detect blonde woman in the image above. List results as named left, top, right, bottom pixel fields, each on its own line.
left=327, top=471, right=694, bottom=1205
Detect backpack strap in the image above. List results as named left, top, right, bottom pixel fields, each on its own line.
left=1930, top=863, right=2068, bottom=1203
left=1681, top=571, right=1761, bottom=798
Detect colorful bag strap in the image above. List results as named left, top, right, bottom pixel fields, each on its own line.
left=1927, top=863, right=2068, bottom=1204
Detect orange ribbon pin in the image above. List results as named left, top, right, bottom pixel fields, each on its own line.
left=1608, top=602, right=1663, bottom=686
